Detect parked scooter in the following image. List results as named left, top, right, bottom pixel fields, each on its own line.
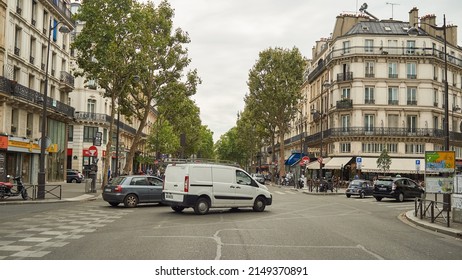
left=297, top=176, right=305, bottom=189
left=0, top=175, right=29, bottom=200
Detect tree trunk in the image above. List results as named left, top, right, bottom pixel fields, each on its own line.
left=122, top=107, right=150, bottom=175
left=101, top=95, right=116, bottom=189
left=278, top=133, right=285, bottom=180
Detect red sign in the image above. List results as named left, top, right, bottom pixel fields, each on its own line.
left=300, top=156, right=310, bottom=166
left=88, top=145, right=98, bottom=157
left=317, top=157, right=323, bottom=163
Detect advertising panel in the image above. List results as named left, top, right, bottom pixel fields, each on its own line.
left=425, top=151, right=455, bottom=173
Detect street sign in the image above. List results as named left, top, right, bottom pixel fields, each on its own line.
left=88, top=145, right=98, bottom=157
left=356, top=157, right=362, bottom=170
left=317, top=157, right=323, bottom=163
left=301, top=156, right=310, bottom=165
left=416, top=159, right=421, bottom=171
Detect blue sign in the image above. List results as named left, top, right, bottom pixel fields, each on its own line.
left=416, top=160, right=420, bottom=165
left=356, top=157, right=362, bottom=163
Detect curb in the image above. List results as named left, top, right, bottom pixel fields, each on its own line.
left=404, top=210, right=462, bottom=239
left=0, top=194, right=100, bottom=205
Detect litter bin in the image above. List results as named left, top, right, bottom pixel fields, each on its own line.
left=84, top=179, right=92, bottom=193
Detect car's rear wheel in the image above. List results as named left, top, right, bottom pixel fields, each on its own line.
left=124, top=194, right=139, bottom=208
left=171, top=206, right=185, bottom=213
left=194, top=197, right=210, bottom=215
left=109, top=202, right=119, bottom=207
left=253, top=196, right=266, bottom=212
left=359, top=192, right=365, bottom=199
left=346, top=194, right=351, bottom=198
left=374, top=196, right=383, bottom=201
left=396, top=192, right=404, bottom=202
left=71, top=178, right=77, bottom=183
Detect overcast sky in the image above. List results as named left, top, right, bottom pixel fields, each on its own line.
left=159, top=0, right=462, bottom=142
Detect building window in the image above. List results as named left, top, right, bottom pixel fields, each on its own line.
left=342, top=41, right=350, bottom=54
left=407, top=87, right=417, bottom=105
left=388, top=62, right=398, bottom=78
left=340, top=142, right=351, bottom=153
left=405, top=144, right=424, bottom=154
left=103, top=128, right=108, bottom=144
left=14, top=26, right=22, bottom=56
left=342, top=88, right=351, bottom=99
left=388, top=87, right=399, bottom=105
left=365, top=61, right=374, bottom=77
left=83, top=126, right=98, bottom=142
left=68, top=125, right=74, bottom=142
left=406, top=40, right=416, bottom=54
left=341, top=115, right=350, bottom=132
left=365, top=39, right=373, bottom=53
left=433, top=116, right=439, bottom=130
left=434, top=89, right=439, bottom=106
left=365, top=114, right=374, bottom=132
left=407, top=115, right=417, bottom=133
left=433, top=65, right=438, bottom=80
left=406, top=62, right=416, bottom=79
left=387, top=143, right=398, bottom=153
left=87, top=99, right=96, bottom=113
left=365, top=87, right=375, bottom=104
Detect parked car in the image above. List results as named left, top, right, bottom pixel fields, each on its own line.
left=252, top=173, right=266, bottom=184
left=66, top=170, right=84, bottom=183
left=345, top=179, right=373, bottom=198
left=102, top=175, right=164, bottom=207
left=373, top=176, right=424, bottom=202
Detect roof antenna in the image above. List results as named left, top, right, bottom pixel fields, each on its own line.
left=386, top=2, right=400, bottom=19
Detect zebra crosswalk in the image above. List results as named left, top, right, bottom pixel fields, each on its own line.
left=0, top=205, right=133, bottom=260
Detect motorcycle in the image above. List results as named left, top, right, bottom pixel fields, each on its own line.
left=0, top=175, right=29, bottom=200
left=297, top=176, right=305, bottom=189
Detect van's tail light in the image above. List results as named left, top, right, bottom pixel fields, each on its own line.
left=184, top=176, right=189, bottom=192
left=114, top=185, right=123, bottom=192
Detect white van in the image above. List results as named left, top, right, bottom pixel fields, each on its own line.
left=161, top=163, right=272, bottom=214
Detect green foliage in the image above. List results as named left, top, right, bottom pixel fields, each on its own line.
left=377, top=149, right=392, bottom=174
left=246, top=47, right=306, bottom=176
left=146, top=117, right=180, bottom=157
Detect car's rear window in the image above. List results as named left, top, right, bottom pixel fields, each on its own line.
left=111, top=177, right=127, bottom=185
left=376, top=180, right=393, bottom=186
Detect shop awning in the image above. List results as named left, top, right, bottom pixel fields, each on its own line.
left=324, top=157, right=353, bottom=169
left=306, top=157, right=331, bottom=169
left=360, top=157, right=424, bottom=173
left=285, top=153, right=305, bottom=166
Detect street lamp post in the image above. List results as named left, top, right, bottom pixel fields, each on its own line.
left=408, top=14, right=449, bottom=150
left=452, top=105, right=460, bottom=150
left=37, top=19, right=70, bottom=199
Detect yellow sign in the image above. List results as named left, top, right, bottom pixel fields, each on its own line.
left=47, top=144, right=58, bottom=153
left=425, top=151, right=455, bottom=172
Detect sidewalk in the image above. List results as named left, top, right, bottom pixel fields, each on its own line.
left=0, top=182, right=101, bottom=205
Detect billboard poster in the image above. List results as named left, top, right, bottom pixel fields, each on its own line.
left=425, top=177, right=454, bottom=193
left=425, top=151, right=455, bottom=173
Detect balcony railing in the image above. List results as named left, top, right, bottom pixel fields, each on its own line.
left=337, top=72, right=353, bottom=82
left=74, top=112, right=108, bottom=122
left=44, top=0, right=74, bottom=25
left=0, top=76, right=74, bottom=118
left=336, top=99, right=353, bottom=109
left=59, top=71, right=75, bottom=90
left=305, top=127, right=448, bottom=143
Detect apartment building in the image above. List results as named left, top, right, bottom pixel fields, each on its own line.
left=283, top=7, right=462, bottom=178
left=0, top=0, right=74, bottom=183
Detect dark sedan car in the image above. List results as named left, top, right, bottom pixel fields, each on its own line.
left=102, top=175, right=163, bottom=207
left=373, top=177, right=424, bottom=202
left=345, top=179, right=373, bottom=198
left=66, top=170, right=84, bottom=183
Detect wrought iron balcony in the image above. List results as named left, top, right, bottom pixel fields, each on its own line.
left=337, top=72, right=353, bottom=82
left=74, top=112, right=108, bottom=122
left=59, top=71, right=74, bottom=91
left=336, top=99, right=353, bottom=109
left=43, top=0, right=74, bottom=26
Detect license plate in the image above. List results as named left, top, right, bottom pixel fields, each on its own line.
left=105, top=188, right=111, bottom=192
left=380, top=187, right=387, bottom=191
left=164, top=192, right=182, bottom=202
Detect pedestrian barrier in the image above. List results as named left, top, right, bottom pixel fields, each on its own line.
left=29, top=185, right=62, bottom=200
left=415, top=198, right=450, bottom=227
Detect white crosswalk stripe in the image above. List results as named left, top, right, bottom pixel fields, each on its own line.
left=0, top=205, right=133, bottom=260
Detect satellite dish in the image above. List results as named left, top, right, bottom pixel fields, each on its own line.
left=38, top=137, right=52, bottom=149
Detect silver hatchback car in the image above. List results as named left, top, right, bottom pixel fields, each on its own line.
left=102, top=175, right=163, bottom=207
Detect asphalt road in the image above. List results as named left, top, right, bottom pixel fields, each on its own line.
left=1, top=185, right=462, bottom=260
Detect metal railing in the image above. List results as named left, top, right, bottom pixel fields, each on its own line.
left=415, top=198, right=450, bottom=227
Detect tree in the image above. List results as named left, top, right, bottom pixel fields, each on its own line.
left=246, top=47, right=306, bottom=178
left=377, top=149, right=392, bottom=175
left=196, top=125, right=215, bottom=159
left=72, top=0, right=140, bottom=188
left=146, top=116, right=180, bottom=159
left=121, top=0, right=200, bottom=174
